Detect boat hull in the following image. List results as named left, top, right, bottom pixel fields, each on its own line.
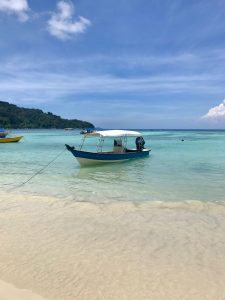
left=66, top=147, right=150, bottom=166
left=0, top=136, right=23, bottom=143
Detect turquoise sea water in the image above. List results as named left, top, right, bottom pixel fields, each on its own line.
left=0, top=129, right=224, bottom=203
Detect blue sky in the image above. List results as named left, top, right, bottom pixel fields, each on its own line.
left=0, top=0, right=225, bottom=128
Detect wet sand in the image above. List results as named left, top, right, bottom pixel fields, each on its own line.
left=0, top=191, right=225, bottom=300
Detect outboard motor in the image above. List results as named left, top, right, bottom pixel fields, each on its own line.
left=135, top=136, right=145, bottom=151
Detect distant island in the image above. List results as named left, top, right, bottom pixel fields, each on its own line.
left=0, top=101, right=94, bottom=129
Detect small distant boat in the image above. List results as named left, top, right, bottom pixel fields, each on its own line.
left=0, top=136, right=23, bottom=143
left=0, top=128, right=11, bottom=138
left=66, top=130, right=150, bottom=167
left=80, top=128, right=96, bottom=135
left=64, top=128, right=74, bottom=131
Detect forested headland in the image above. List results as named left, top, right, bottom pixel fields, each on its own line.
left=0, top=101, right=94, bottom=129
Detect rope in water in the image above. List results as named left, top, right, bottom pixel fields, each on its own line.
left=8, top=148, right=66, bottom=192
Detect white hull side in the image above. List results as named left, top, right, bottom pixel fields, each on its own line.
left=76, top=157, right=130, bottom=166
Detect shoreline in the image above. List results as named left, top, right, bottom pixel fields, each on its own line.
left=0, top=191, right=225, bottom=299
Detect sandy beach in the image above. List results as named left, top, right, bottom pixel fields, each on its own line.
left=1, top=0, right=225, bottom=295
left=0, top=279, right=47, bottom=300
left=0, top=191, right=225, bottom=300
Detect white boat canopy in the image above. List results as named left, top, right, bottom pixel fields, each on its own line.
left=87, top=130, right=142, bottom=137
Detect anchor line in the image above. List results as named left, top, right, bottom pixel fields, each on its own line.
left=8, top=148, right=66, bottom=191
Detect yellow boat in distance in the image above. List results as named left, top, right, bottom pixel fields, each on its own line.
left=0, top=128, right=11, bottom=138
left=0, top=136, right=23, bottom=143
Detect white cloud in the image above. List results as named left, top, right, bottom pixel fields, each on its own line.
left=47, top=0, right=91, bottom=40
left=0, top=0, right=29, bottom=22
left=202, top=100, right=225, bottom=120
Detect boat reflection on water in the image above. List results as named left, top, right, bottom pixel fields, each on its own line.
left=68, top=157, right=151, bottom=203
left=73, top=156, right=149, bottom=183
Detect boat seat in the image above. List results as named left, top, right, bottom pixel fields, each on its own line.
left=113, top=146, right=125, bottom=153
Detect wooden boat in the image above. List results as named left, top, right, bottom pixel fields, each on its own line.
left=66, top=130, right=150, bottom=167
left=0, top=136, right=23, bottom=143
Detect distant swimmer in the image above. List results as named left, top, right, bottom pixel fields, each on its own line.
left=181, top=139, right=184, bottom=142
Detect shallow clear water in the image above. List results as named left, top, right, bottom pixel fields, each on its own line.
left=1, top=130, right=225, bottom=300
left=0, top=129, right=224, bottom=202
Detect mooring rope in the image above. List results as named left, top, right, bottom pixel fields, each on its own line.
left=8, top=148, right=66, bottom=192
